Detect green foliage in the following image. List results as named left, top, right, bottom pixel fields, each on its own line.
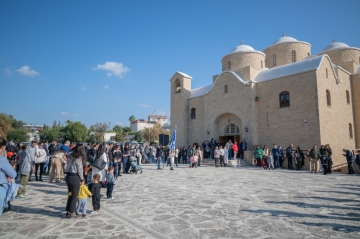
left=123, top=126, right=131, bottom=133
left=115, top=133, right=125, bottom=142
left=0, top=113, right=12, bottom=138
left=86, top=134, right=97, bottom=144
left=6, top=128, right=29, bottom=142
left=90, top=122, right=108, bottom=141
left=63, top=121, right=88, bottom=143
left=39, top=126, right=64, bottom=142
left=113, top=125, right=123, bottom=133
left=134, top=131, right=143, bottom=142
left=142, top=124, right=169, bottom=143
left=129, top=115, right=136, bottom=123
left=7, top=114, right=26, bottom=129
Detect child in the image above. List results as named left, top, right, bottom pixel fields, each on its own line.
left=84, top=165, right=91, bottom=185
left=189, top=155, right=194, bottom=168
left=89, top=174, right=101, bottom=214
left=267, top=152, right=274, bottom=170
left=223, top=148, right=228, bottom=167
left=76, top=181, right=92, bottom=217
left=320, top=151, right=329, bottom=175
left=192, top=153, right=198, bottom=168
left=105, top=166, right=115, bottom=199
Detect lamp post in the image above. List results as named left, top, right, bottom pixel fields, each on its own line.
left=148, top=110, right=156, bottom=144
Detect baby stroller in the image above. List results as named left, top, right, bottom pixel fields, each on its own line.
left=129, top=156, right=142, bottom=175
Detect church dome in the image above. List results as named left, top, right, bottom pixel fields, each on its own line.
left=271, top=36, right=299, bottom=46
left=321, top=42, right=350, bottom=52
left=230, top=42, right=256, bottom=53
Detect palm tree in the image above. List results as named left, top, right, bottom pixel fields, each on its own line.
left=129, top=115, right=136, bottom=123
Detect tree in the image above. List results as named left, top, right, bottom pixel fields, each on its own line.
left=39, top=126, right=64, bottom=142
left=7, top=115, right=26, bottom=129
left=123, top=127, right=131, bottom=134
left=113, top=125, right=123, bottom=134
left=90, top=122, right=108, bottom=142
left=52, top=120, right=58, bottom=128
left=134, top=130, right=143, bottom=142
left=142, top=124, right=169, bottom=144
left=6, top=128, right=29, bottom=142
left=129, top=115, right=136, bottom=123
left=0, top=113, right=12, bottom=139
left=63, top=121, right=88, bottom=143
left=115, top=133, right=125, bottom=142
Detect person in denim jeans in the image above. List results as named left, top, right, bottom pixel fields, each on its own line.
left=156, top=145, right=164, bottom=169
left=272, top=144, right=281, bottom=170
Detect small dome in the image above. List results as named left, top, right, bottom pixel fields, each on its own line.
left=272, top=36, right=299, bottom=45
left=230, top=43, right=256, bottom=53
left=321, top=42, right=350, bottom=52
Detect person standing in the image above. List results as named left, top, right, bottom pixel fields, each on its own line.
left=198, top=147, right=203, bottom=167
left=42, top=140, right=50, bottom=173
left=307, top=145, right=319, bottom=174
left=5, top=140, right=17, bottom=155
left=324, top=144, right=333, bottom=174
left=254, top=145, right=263, bottom=168
left=278, top=146, right=284, bottom=168
left=343, top=148, right=355, bottom=174
left=225, top=140, right=233, bottom=160
left=219, top=146, right=225, bottom=167
left=214, top=146, right=220, bottom=167
left=181, top=146, right=187, bottom=164
left=156, top=145, right=164, bottom=169
left=64, top=143, right=86, bottom=218
left=286, top=144, right=294, bottom=170
left=60, top=140, right=71, bottom=155
left=294, top=146, right=304, bottom=170
left=232, top=141, right=238, bottom=161
left=0, top=138, right=17, bottom=216
left=27, top=141, right=37, bottom=181
left=92, top=144, right=108, bottom=180
left=272, top=144, right=280, bottom=170
left=49, top=150, right=66, bottom=183
left=122, top=144, right=130, bottom=174
left=34, top=142, right=47, bottom=181
left=320, top=151, right=329, bottom=175
left=169, top=150, right=175, bottom=170
left=175, top=147, right=179, bottom=167
left=113, top=145, right=122, bottom=178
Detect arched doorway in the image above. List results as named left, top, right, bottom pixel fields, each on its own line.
left=213, top=113, right=242, bottom=147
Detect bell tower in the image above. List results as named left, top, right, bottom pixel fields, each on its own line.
left=170, top=71, right=192, bottom=146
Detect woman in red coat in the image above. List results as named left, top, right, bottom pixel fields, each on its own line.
left=232, top=141, right=238, bottom=159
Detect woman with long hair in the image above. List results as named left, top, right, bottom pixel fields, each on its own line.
left=91, top=144, right=108, bottom=182
left=34, top=142, right=47, bottom=181
left=65, top=143, right=87, bottom=218
left=295, top=146, right=304, bottom=170
left=122, top=144, right=131, bottom=174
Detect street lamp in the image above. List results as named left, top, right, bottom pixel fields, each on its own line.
left=148, top=110, right=156, bottom=144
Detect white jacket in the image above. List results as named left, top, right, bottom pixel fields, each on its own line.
left=35, top=148, right=47, bottom=164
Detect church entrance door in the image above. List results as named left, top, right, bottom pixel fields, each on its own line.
left=219, top=135, right=240, bottom=147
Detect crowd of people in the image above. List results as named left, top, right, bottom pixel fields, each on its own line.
left=0, top=136, right=359, bottom=217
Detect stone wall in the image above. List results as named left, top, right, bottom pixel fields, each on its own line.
left=263, top=42, right=311, bottom=69
left=316, top=56, right=355, bottom=167
left=322, top=49, right=360, bottom=73
left=221, top=52, right=265, bottom=76
left=351, top=74, right=360, bottom=148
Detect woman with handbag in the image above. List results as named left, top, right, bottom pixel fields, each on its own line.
left=34, top=143, right=47, bottom=181
left=65, top=143, right=87, bottom=219
left=91, top=144, right=108, bottom=182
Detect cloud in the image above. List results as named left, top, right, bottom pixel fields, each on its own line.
left=60, top=112, right=69, bottom=116
left=103, top=85, right=109, bottom=90
left=92, top=61, right=130, bottom=78
left=73, top=114, right=85, bottom=117
left=16, top=65, right=39, bottom=76
left=80, top=87, right=86, bottom=91
left=137, top=103, right=149, bottom=108
left=4, top=68, right=11, bottom=75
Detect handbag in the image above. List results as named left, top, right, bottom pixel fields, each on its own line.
left=91, top=157, right=107, bottom=170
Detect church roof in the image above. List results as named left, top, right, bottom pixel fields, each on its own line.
left=253, top=55, right=328, bottom=83
left=189, top=84, right=212, bottom=99
left=264, top=34, right=311, bottom=51
left=223, top=42, right=265, bottom=58
left=320, top=41, right=360, bottom=53
left=176, top=71, right=192, bottom=79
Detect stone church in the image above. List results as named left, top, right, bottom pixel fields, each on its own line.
left=170, top=33, right=360, bottom=168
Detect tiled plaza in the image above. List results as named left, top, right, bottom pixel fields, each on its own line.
left=0, top=164, right=359, bottom=239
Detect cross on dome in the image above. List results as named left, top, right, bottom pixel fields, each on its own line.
left=241, top=41, right=244, bottom=45
left=283, top=30, right=286, bottom=37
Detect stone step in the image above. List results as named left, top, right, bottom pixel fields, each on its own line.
left=202, top=159, right=251, bottom=167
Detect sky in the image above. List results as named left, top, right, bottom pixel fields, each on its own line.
left=1, top=0, right=359, bottom=129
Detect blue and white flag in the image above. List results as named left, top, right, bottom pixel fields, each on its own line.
left=169, top=126, right=177, bottom=151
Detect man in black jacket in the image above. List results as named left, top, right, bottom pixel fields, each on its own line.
left=156, top=145, right=164, bottom=169
left=343, top=149, right=355, bottom=174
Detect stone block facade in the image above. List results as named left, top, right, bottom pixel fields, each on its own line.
left=170, top=35, right=360, bottom=172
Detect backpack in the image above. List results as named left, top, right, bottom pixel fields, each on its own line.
left=320, top=156, right=328, bottom=165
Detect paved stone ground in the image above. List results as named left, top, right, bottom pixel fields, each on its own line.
left=1, top=164, right=360, bottom=239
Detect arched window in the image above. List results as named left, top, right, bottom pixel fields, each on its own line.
left=228, top=61, right=231, bottom=70
left=279, top=91, right=290, bottom=107
left=326, top=68, right=328, bottom=79
left=261, top=60, right=263, bottom=69
left=291, top=50, right=296, bottom=62
left=346, top=90, right=350, bottom=104
left=349, top=123, right=353, bottom=138
left=175, top=79, right=181, bottom=94
left=326, top=90, right=331, bottom=106
left=224, top=85, right=228, bottom=94
left=225, top=124, right=240, bottom=134
left=190, top=108, right=196, bottom=119
left=272, top=54, right=277, bottom=66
